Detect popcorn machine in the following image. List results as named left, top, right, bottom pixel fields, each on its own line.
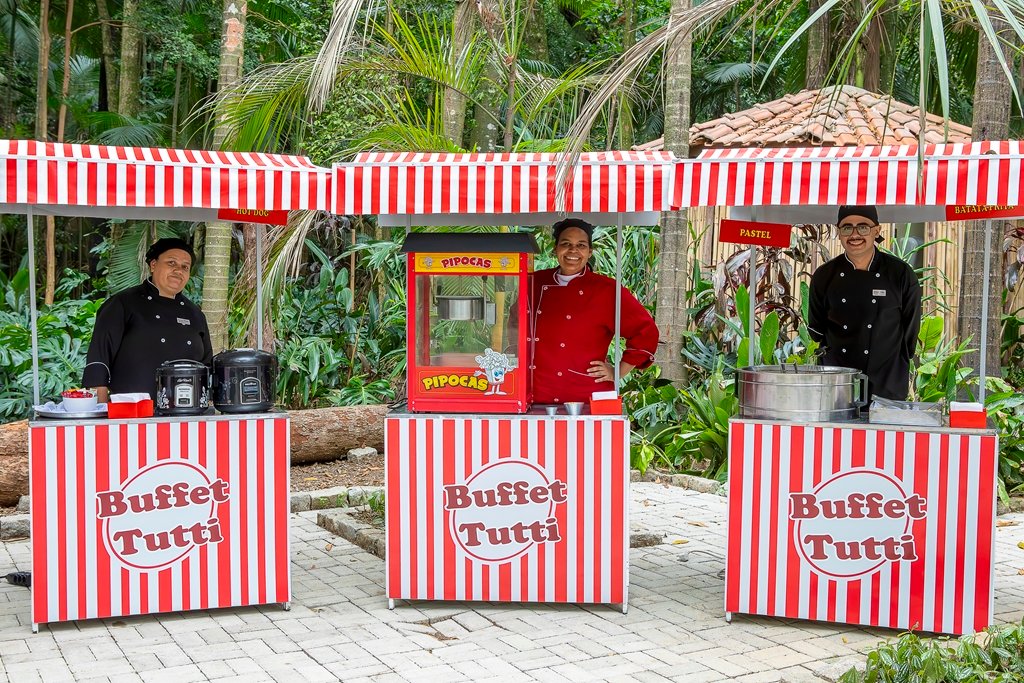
left=402, top=233, right=538, bottom=413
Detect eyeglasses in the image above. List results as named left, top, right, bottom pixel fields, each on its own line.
left=837, top=223, right=878, bottom=236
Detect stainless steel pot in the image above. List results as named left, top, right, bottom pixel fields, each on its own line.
left=436, top=295, right=484, bottom=320
left=736, top=364, right=868, bottom=423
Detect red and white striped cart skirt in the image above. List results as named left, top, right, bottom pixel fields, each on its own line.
left=726, top=418, right=998, bottom=635
left=385, top=413, right=630, bottom=609
left=28, top=414, right=291, bottom=632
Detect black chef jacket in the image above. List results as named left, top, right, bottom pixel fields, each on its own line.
left=82, top=280, right=212, bottom=399
left=808, top=249, right=921, bottom=401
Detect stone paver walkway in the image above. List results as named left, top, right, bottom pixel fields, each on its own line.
left=2, top=483, right=1024, bottom=682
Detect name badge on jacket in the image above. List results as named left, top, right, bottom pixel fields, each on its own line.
left=872, top=289, right=886, bottom=296
left=177, top=317, right=191, bottom=326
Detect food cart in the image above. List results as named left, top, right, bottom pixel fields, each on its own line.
left=333, top=151, right=675, bottom=610
left=675, top=143, right=1015, bottom=634
left=1, top=140, right=332, bottom=631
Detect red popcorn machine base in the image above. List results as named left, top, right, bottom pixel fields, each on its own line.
left=385, top=412, right=630, bottom=610
left=725, top=418, right=998, bottom=635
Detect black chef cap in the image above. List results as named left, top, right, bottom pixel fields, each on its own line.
left=552, top=218, right=594, bottom=246
left=836, top=205, right=879, bottom=225
left=145, top=237, right=195, bottom=264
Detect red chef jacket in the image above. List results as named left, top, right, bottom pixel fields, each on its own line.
left=528, top=267, right=659, bottom=404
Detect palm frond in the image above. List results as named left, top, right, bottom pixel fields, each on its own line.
left=308, top=0, right=377, bottom=113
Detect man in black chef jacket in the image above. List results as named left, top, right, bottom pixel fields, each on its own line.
left=808, top=206, right=922, bottom=401
left=83, top=237, right=212, bottom=402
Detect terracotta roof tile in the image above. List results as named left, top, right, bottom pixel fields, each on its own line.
left=637, top=85, right=973, bottom=154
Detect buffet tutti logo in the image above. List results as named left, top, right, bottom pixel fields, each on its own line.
left=443, top=460, right=567, bottom=563
left=96, top=461, right=229, bottom=570
left=790, top=469, right=927, bottom=579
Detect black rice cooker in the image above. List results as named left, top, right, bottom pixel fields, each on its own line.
left=212, top=348, right=278, bottom=414
left=155, top=360, right=211, bottom=416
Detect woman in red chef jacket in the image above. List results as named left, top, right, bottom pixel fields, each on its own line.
left=528, top=218, right=659, bottom=404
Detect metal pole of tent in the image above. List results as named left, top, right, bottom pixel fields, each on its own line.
left=255, top=224, right=264, bottom=351
left=748, top=246, right=756, bottom=368
left=614, top=215, right=623, bottom=391
left=979, top=218, right=992, bottom=404
left=27, top=207, right=41, bottom=406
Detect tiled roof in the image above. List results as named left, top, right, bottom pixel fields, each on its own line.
left=634, top=85, right=972, bottom=154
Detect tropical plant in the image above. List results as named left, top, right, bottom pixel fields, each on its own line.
left=911, top=314, right=973, bottom=404
left=0, top=268, right=101, bottom=420
left=839, top=620, right=1024, bottom=683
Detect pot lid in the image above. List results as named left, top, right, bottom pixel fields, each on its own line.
left=214, top=348, right=278, bottom=366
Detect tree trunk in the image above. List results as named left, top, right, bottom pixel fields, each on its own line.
left=57, top=0, right=74, bottom=141
left=95, top=0, right=118, bottom=111
left=617, top=0, right=635, bottom=149
left=202, top=0, right=248, bottom=354
left=117, top=0, right=141, bottom=118
left=35, top=0, right=50, bottom=140
left=522, top=0, right=547, bottom=62
left=469, top=61, right=503, bottom=152
left=858, top=3, right=882, bottom=92
left=805, top=0, right=830, bottom=90
left=654, top=0, right=692, bottom=385
left=959, top=18, right=1011, bottom=384
left=0, top=406, right=390, bottom=504
left=443, top=0, right=476, bottom=147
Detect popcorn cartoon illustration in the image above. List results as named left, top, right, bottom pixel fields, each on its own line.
left=474, top=348, right=515, bottom=395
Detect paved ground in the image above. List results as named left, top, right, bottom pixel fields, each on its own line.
left=2, top=482, right=1024, bottom=682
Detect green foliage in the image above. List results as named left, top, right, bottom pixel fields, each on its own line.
left=365, top=489, right=386, bottom=521
left=840, top=621, right=1024, bottom=682
left=911, top=315, right=974, bottom=404
left=623, top=363, right=737, bottom=479
left=0, top=269, right=102, bottom=421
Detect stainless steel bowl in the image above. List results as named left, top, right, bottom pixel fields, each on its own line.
left=436, top=296, right=485, bottom=321
left=736, top=364, right=868, bottom=423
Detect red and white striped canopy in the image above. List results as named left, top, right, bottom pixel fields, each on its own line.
left=676, top=141, right=1024, bottom=223
left=0, top=139, right=332, bottom=221
left=333, top=151, right=676, bottom=226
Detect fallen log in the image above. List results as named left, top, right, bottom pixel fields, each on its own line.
left=0, top=405, right=390, bottom=505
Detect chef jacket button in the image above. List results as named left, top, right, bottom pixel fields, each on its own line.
left=876, top=273, right=881, bottom=278
left=560, top=343, right=566, bottom=348
left=554, top=397, right=559, bottom=402
left=529, top=365, right=536, bottom=370
left=864, top=350, right=869, bottom=355
left=161, top=338, right=166, bottom=343
left=843, top=325, right=848, bottom=330
left=579, top=290, right=584, bottom=295
left=840, top=272, right=845, bottom=277
left=187, top=341, right=192, bottom=346
left=147, top=296, right=152, bottom=300
left=557, top=372, right=563, bottom=376
left=842, top=348, right=846, bottom=353
left=867, top=324, right=873, bottom=329
left=537, top=310, right=542, bottom=314
left=155, top=314, right=161, bottom=319
left=566, top=315, right=572, bottom=320
left=841, top=298, right=847, bottom=303
left=872, top=299, right=876, bottom=304
left=180, top=301, right=184, bottom=306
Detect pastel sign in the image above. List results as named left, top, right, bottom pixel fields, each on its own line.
left=790, top=469, right=927, bottom=579
left=96, top=461, right=229, bottom=570
left=443, top=460, right=567, bottom=563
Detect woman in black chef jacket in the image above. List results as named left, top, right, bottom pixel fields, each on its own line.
left=83, top=237, right=212, bottom=402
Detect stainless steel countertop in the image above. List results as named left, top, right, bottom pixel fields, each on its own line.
left=730, top=416, right=997, bottom=436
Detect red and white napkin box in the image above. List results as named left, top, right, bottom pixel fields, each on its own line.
left=949, top=401, right=987, bottom=429
left=590, top=390, right=623, bottom=415
left=107, top=392, right=154, bottom=419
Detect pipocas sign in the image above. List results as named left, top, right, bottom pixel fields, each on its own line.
left=790, top=469, right=927, bottom=578
left=96, top=461, right=229, bottom=570
left=443, top=460, right=567, bottom=562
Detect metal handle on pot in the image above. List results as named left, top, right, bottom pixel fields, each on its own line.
left=854, top=372, right=869, bottom=407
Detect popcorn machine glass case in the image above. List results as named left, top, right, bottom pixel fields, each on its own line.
left=402, top=233, right=538, bottom=414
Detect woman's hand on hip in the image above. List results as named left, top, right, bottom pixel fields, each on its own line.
left=587, top=361, right=614, bottom=382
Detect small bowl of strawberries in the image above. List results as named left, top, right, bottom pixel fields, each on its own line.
left=61, top=388, right=97, bottom=413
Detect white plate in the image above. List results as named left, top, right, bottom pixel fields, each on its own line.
left=34, top=402, right=108, bottom=420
